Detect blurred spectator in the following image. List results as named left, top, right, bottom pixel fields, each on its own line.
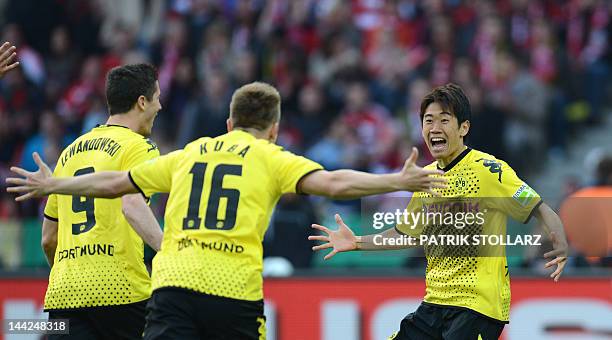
left=463, top=82, right=505, bottom=158
left=567, top=0, right=610, bottom=123
left=45, top=26, right=80, bottom=105
left=176, top=70, right=232, bottom=146
left=420, top=14, right=455, bottom=86
left=163, top=57, right=197, bottom=139
left=529, top=19, right=558, bottom=84
left=231, top=49, right=260, bottom=86
left=264, top=194, right=319, bottom=268
left=57, top=56, right=103, bottom=123
left=81, top=95, right=107, bottom=134
left=309, top=32, right=361, bottom=85
left=498, top=52, right=550, bottom=174
left=306, top=118, right=359, bottom=171
left=403, top=77, right=432, bottom=162
left=20, top=110, right=73, bottom=172
left=0, top=66, right=43, bottom=113
left=290, top=82, right=330, bottom=149
left=195, top=20, right=231, bottom=82
left=341, top=81, right=398, bottom=170
left=153, top=16, right=188, bottom=100
left=3, top=24, right=45, bottom=86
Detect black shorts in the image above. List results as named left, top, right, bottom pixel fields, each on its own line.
left=143, top=287, right=265, bottom=340
left=390, top=303, right=506, bottom=340
left=47, top=300, right=147, bottom=340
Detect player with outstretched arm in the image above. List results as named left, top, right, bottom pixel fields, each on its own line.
left=8, top=82, right=446, bottom=339
left=20, top=64, right=163, bottom=339
left=309, top=84, right=569, bottom=340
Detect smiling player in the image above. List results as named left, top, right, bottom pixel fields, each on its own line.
left=38, top=64, right=163, bottom=339
left=309, top=83, right=569, bottom=339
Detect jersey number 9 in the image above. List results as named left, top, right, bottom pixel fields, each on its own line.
left=71, top=167, right=96, bottom=235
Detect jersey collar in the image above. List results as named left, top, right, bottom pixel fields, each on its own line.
left=96, top=124, right=131, bottom=130
left=436, top=147, right=472, bottom=172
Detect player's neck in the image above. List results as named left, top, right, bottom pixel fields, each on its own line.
left=437, top=145, right=467, bottom=169
left=233, top=127, right=269, bottom=140
left=105, top=114, right=140, bottom=135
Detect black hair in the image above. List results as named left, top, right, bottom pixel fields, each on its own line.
left=105, top=63, right=158, bottom=115
left=420, top=83, right=471, bottom=125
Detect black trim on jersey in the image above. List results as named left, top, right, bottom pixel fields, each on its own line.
left=44, top=213, right=58, bottom=222
left=523, top=199, right=543, bottom=224
left=394, top=226, right=408, bottom=235
left=421, top=301, right=509, bottom=325
left=128, top=171, right=150, bottom=201
left=436, top=147, right=472, bottom=172
left=296, top=168, right=324, bottom=195
left=96, top=124, right=131, bottom=130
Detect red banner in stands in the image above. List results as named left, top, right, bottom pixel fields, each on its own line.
left=0, top=278, right=610, bottom=340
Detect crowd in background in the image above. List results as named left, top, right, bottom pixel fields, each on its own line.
left=0, top=0, right=610, bottom=270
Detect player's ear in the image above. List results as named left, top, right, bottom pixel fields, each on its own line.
left=226, top=118, right=233, bottom=132
left=137, top=95, right=147, bottom=111
left=268, top=122, right=279, bottom=143
left=459, top=120, right=470, bottom=138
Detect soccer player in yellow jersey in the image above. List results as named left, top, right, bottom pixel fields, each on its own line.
left=308, top=84, right=570, bottom=339
left=8, top=82, right=446, bottom=339
left=36, top=64, right=163, bottom=339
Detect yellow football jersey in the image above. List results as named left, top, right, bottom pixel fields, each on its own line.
left=129, top=130, right=323, bottom=301
left=43, top=125, right=160, bottom=310
left=396, top=148, right=541, bottom=322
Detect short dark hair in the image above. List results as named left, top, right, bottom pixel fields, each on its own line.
left=230, top=82, right=281, bottom=130
left=420, top=83, right=471, bottom=125
left=105, top=63, right=158, bottom=115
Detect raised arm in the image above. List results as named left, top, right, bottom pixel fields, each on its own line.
left=308, top=214, right=417, bottom=260
left=6, top=152, right=138, bottom=201
left=534, top=202, right=569, bottom=282
left=299, top=147, right=446, bottom=199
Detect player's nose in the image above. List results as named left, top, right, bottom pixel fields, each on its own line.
left=430, top=121, right=443, bottom=132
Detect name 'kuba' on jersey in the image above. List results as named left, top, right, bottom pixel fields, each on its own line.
left=129, top=130, right=323, bottom=301
left=44, top=125, right=159, bottom=310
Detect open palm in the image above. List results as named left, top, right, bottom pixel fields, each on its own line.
left=543, top=231, right=568, bottom=282
left=308, top=214, right=357, bottom=260
left=6, top=152, right=53, bottom=201
left=0, top=42, right=19, bottom=78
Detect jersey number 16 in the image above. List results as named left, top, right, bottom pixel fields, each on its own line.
left=183, top=162, right=242, bottom=231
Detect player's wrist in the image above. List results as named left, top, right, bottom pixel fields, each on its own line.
left=355, top=235, right=363, bottom=250
left=388, top=173, right=403, bottom=191
left=43, top=177, right=58, bottom=196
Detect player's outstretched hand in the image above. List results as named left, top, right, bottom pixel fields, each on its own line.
left=308, top=214, right=357, bottom=260
left=0, top=42, right=19, bottom=78
left=6, top=152, right=53, bottom=201
left=399, top=147, right=447, bottom=195
left=543, top=232, right=568, bottom=282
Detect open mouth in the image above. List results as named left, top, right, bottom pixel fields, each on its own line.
left=430, top=137, right=447, bottom=152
